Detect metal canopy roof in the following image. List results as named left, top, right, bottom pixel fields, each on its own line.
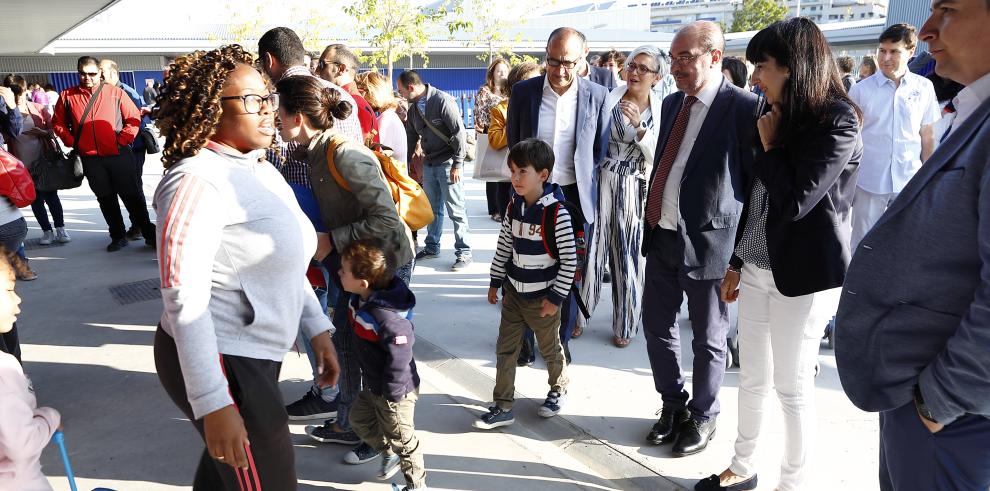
left=0, top=0, right=121, bottom=55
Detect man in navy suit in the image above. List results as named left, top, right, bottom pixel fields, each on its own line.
left=640, top=21, right=760, bottom=456
left=836, top=0, right=990, bottom=488
left=507, top=26, right=610, bottom=363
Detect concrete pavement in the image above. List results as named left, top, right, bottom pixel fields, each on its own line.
left=17, top=154, right=880, bottom=490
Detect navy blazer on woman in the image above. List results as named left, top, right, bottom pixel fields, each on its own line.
left=506, top=75, right=609, bottom=224
left=729, top=100, right=862, bottom=297
left=642, top=77, right=760, bottom=281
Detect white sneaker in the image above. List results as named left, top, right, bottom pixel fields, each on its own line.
left=39, top=230, right=54, bottom=245
left=55, top=227, right=71, bottom=243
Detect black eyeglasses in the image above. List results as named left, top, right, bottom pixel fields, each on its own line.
left=625, top=62, right=659, bottom=75
left=220, top=93, right=279, bottom=114
left=317, top=59, right=345, bottom=71
left=545, top=56, right=580, bottom=70
left=671, top=51, right=712, bottom=66
left=78, top=71, right=100, bottom=78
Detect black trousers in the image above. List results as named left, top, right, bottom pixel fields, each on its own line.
left=81, top=147, right=154, bottom=241
left=642, top=228, right=728, bottom=421
left=154, top=328, right=297, bottom=491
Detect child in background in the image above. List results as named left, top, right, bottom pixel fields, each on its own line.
left=339, top=239, right=426, bottom=491
left=0, top=245, right=60, bottom=490
left=476, top=138, right=578, bottom=430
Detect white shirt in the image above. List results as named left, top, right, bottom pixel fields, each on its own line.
left=849, top=71, right=940, bottom=194
left=949, top=71, right=990, bottom=135
left=659, top=75, right=722, bottom=231
left=537, top=76, right=579, bottom=186
left=377, top=108, right=408, bottom=164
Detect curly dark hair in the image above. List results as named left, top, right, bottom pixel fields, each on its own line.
left=153, top=44, right=257, bottom=169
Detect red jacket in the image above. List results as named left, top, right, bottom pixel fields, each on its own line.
left=52, top=83, right=140, bottom=157
left=344, top=82, right=380, bottom=144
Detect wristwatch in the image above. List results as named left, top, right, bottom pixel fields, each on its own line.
left=914, top=385, right=938, bottom=423
left=639, top=120, right=648, bottom=130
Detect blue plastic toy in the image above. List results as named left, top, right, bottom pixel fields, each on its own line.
left=52, top=430, right=116, bottom=491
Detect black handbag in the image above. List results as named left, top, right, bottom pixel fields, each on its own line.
left=139, top=127, right=160, bottom=154
left=31, top=135, right=83, bottom=192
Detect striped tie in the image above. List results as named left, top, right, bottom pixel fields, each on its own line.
left=644, top=95, right=698, bottom=229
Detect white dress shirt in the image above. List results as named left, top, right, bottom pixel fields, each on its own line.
left=949, top=71, right=990, bottom=136
left=849, top=71, right=940, bottom=195
left=537, top=76, right=579, bottom=186
left=659, top=75, right=722, bottom=231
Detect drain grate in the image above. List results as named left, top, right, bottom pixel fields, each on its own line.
left=109, top=278, right=161, bottom=305
left=23, top=238, right=68, bottom=251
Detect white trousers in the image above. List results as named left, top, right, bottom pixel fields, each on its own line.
left=850, top=187, right=897, bottom=249
left=729, top=265, right=840, bottom=491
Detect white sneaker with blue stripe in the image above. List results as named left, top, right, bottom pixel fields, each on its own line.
left=538, top=390, right=566, bottom=418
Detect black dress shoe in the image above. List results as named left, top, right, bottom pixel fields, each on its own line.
left=672, top=417, right=716, bottom=456
left=646, top=407, right=690, bottom=445
left=694, top=474, right=757, bottom=491
left=694, top=474, right=758, bottom=491
left=106, top=238, right=129, bottom=252
left=125, top=226, right=142, bottom=241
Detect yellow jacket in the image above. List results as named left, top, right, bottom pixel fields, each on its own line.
left=487, top=100, right=509, bottom=150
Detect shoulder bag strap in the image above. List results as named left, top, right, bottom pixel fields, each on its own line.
left=70, top=82, right=105, bottom=146
left=325, top=135, right=351, bottom=192
left=412, top=100, right=453, bottom=149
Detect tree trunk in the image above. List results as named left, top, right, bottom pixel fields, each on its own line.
left=387, top=46, right=394, bottom=85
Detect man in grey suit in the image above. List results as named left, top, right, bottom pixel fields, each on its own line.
left=836, top=0, right=990, bottom=488
left=506, top=26, right=610, bottom=363
left=641, top=21, right=759, bottom=456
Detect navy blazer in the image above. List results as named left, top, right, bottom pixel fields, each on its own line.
left=836, top=95, right=990, bottom=424
left=641, top=78, right=760, bottom=281
left=588, top=66, right=617, bottom=91
left=731, top=100, right=862, bottom=297
left=506, top=75, right=609, bottom=224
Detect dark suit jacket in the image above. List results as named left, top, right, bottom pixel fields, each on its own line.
left=588, top=66, right=617, bottom=91
left=730, top=100, right=862, bottom=297
left=506, top=75, right=609, bottom=224
left=642, top=78, right=760, bottom=281
left=836, top=95, right=990, bottom=423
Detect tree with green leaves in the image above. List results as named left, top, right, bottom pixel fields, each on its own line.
left=729, top=0, right=789, bottom=33
left=460, top=0, right=541, bottom=64
left=345, top=0, right=467, bottom=83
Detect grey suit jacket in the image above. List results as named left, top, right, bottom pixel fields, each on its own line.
left=836, top=96, right=990, bottom=424
left=506, top=75, right=609, bottom=224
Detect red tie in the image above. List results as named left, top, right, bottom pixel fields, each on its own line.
left=644, top=95, right=698, bottom=229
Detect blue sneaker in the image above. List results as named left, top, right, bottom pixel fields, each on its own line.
left=305, top=423, right=361, bottom=444
left=537, top=390, right=566, bottom=418
left=378, top=453, right=400, bottom=480
left=473, top=406, right=515, bottom=430
left=344, top=442, right=380, bottom=464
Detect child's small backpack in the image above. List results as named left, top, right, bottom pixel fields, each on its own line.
left=326, top=135, right=435, bottom=231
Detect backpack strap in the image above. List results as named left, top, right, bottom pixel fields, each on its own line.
left=540, top=202, right=561, bottom=259
left=325, top=134, right=351, bottom=192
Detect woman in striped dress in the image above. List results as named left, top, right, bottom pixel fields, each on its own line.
left=582, top=45, right=670, bottom=347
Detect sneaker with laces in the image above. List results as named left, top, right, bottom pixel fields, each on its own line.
left=39, top=230, right=55, bottom=245
left=377, top=453, right=401, bottom=480
left=286, top=386, right=338, bottom=420
left=391, top=484, right=429, bottom=491
left=451, top=256, right=472, bottom=271
left=473, top=406, right=515, bottom=430
left=415, top=249, right=439, bottom=260
left=304, top=423, right=361, bottom=444
left=55, top=227, right=71, bottom=243
left=126, top=225, right=143, bottom=241
left=538, top=390, right=566, bottom=418
left=344, top=442, right=381, bottom=464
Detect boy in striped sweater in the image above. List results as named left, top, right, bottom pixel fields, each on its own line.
left=475, top=138, right=578, bottom=430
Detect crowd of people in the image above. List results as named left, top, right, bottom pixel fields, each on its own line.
left=0, top=0, right=989, bottom=489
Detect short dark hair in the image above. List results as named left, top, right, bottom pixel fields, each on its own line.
left=879, top=23, right=918, bottom=50
left=341, top=239, right=394, bottom=291
left=508, top=138, right=555, bottom=176
left=598, top=49, right=626, bottom=68
left=547, top=27, right=587, bottom=49
left=397, top=70, right=424, bottom=88
left=325, top=44, right=359, bottom=70
left=258, top=27, right=306, bottom=66
left=721, top=56, right=748, bottom=89
left=836, top=55, right=856, bottom=74
left=77, top=56, right=98, bottom=71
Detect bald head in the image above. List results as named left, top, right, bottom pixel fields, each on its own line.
left=675, top=21, right=725, bottom=56
left=99, top=59, right=120, bottom=85
left=547, top=27, right=588, bottom=51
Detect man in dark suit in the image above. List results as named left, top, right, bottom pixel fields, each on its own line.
left=506, top=26, right=610, bottom=362
left=640, top=21, right=759, bottom=456
left=585, top=60, right=617, bottom=90
left=836, top=0, right=990, bottom=488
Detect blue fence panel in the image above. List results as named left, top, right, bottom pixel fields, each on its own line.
left=49, top=73, right=78, bottom=93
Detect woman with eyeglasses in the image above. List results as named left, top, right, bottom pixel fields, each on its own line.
left=580, top=45, right=671, bottom=348
left=696, top=19, right=862, bottom=491
left=151, top=45, right=339, bottom=491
